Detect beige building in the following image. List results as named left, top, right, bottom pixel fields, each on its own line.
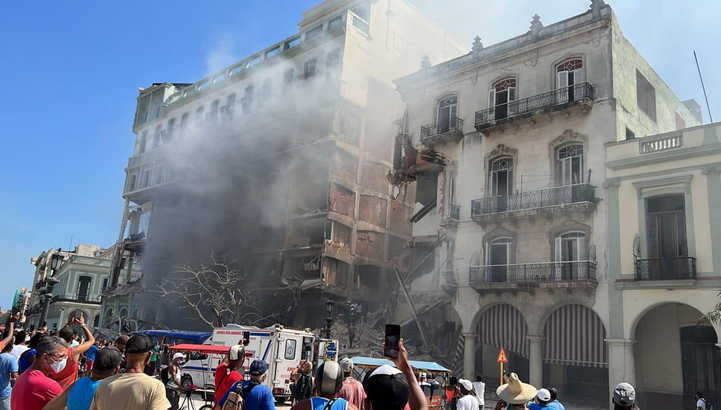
left=105, top=0, right=464, bottom=331
left=606, top=122, right=721, bottom=409
left=391, top=1, right=710, bottom=408
left=26, top=244, right=111, bottom=331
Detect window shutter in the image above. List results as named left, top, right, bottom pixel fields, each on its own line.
left=554, top=236, right=563, bottom=280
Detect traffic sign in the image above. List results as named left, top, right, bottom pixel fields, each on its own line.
left=496, top=347, right=509, bottom=363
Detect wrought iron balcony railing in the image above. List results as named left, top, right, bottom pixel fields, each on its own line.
left=634, top=257, right=696, bottom=281
left=469, top=261, right=596, bottom=286
left=471, top=184, right=594, bottom=218
left=420, top=118, right=464, bottom=146
left=475, top=82, right=594, bottom=130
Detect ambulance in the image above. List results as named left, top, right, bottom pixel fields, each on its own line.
left=181, top=324, right=338, bottom=403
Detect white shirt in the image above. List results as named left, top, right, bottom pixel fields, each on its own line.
left=457, top=394, right=481, bottom=410
left=10, top=344, right=28, bottom=360
left=697, top=398, right=706, bottom=410
left=472, top=381, right=485, bottom=405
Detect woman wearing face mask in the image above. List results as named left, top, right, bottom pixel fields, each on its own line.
left=10, top=336, right=69, bottom=410
left=50, top=313, right=96, bottom=389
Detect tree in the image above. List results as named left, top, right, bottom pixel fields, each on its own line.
left=158, top=252, right=278, bottom=328
left=708, top=291, right=721, bottom=325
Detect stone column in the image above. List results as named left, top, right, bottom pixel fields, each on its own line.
left=607, top=339, right=636, bottom=399
left=463, top=332, right=476, bottom=380
left=528, top=335, right=544, bottom=387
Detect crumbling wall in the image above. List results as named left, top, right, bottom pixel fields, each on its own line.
left=361, top=162, right=390, bottom=194
left=356, top=230, right=385, bottom=261
left=359, top=195, right=387, bottom=227
left=330, top=184, right=355, bottom=217
left=390, top=200, right=412, bottom=237
left=331, top=148, right=358, bottom=186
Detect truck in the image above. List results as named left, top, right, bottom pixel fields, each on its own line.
left=180, top=324, right=338, bottom=403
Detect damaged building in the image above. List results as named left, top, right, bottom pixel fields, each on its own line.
left=391, top=1, right=718, bottom=408
left=102, top=0, right=464, bottom=341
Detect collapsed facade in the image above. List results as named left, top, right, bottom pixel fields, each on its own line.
left=102, top=0, right=463, bottom=335
left=392, top=1, right=718, bottom=408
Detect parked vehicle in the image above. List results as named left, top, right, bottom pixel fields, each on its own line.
left=180, top=324, right=338, bottom=403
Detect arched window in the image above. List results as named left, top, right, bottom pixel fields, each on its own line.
left=554, top=232, right=587, bottom=280
left=437, top=95, right=458, bottom=133
left=489, top=78, right=517, bottom=120
left=489, top=157, right=513, bottom=212
left=556, top=58, right=584, bottom=102
left=486, top=237, right=512, bottom=282
left=556, top=144, right=584, bottom=186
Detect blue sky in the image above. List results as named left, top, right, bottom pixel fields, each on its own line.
left=0, top=1, right=718, bottom=309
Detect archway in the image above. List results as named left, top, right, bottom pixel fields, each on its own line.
left=633, top=302, right=720, bottom=410
left=542, top=304, right=608, bottom=405
left=475, top=304, right=530, bottom=387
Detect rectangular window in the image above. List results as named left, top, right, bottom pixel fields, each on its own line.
left=636, top=70, right=657, bottom=121
left=285, top=36, right=301, bottom=49
left=328, top=16, right=344, bottom=32
left=304, top=59, right=318, bottom=79
left=284, top=339, right=297, bottom=360
left=305, top=25, right=323, bottom=41
left=265, top=46, right=281, bottom=59
left=128, top=174, right=137, bottom=191
left=102, top=278, right=108, bottom=290
left=142, top=170, right=151, bottom=188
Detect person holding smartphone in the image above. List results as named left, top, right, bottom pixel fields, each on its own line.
left=364, top=337, right=428, bottom=410
left=50, top=313, right=95, bottom=389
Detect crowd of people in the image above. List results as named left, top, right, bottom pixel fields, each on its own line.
left=1, top=313, right=705, bottom=410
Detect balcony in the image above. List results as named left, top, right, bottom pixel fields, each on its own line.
left=53, top=294, right=103, bottom=305
left=475, top=83, right=594, bottom=131
left=471, top=184, right=595, bottom=221
left=420, top=118, right=464, bottom=147
left=469, top=261, right=597, bottom=289
left=634, top=257, right=697, bottom=281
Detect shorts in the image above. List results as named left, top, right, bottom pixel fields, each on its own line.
left=86, top=360, right=94, bottom=371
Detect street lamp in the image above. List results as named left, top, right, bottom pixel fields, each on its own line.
left=324, top=300, right=335, bottom=339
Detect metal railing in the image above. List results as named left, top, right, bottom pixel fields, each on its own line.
left=639, top=134, right=683, bottom=154
left=475, top=82, right=594, bottom=129
left=471, top=184, right=594, bottom=217
left=634, top=257, right=696, bottom=281
left=469, top=261, right=596, bottom=285
left=420, top=118, right=464, bottom=146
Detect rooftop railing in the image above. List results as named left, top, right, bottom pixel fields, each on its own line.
left=420, top=118, right=464, bottom=146
left=471, top=184, right=594, bottom=218
left=634, top=256, right=696, bottom=281
left=639, top=134, right=683, bottom=154
left=475, top=82, right=594, bottom=130
left=469, top=261, right=597, bottom=286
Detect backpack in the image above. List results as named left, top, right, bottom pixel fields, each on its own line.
left=222, top=382, right=257, bottom=410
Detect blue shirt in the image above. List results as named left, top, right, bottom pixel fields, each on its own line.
left=18, top=348, right=36, bottom=374
left=529, top=402, right=564, bottom=410
left=309, top=397, right=349, bottom=409
left=67, top=376, right=102, bottom=410
left=85, top=345, right=98, bottom=361
left=219, top=380, right=275, bottom=410
left=0, top=353, right=18, bottom=399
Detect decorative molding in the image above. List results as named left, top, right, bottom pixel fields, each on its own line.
left=632, top=175, right=693, bottom=195
left=702, top=165, right=721, bottom=176
left=486, top=144, right=518, bottom=161
left=550, top=129, right=589, bottom=147
left=607, top=143, right=721, bottom=170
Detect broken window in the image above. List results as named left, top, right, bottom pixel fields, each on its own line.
left=304, top=59, right=318, bottom=79
left=636, top=70, right=657, bottom=121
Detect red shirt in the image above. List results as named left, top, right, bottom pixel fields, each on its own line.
left=11, top=369, right=63, bottom=410
left=214, top=362, right=243, bottom=406
left=336, top=378, right=366, bottom=410
left=48, top=347, right=79, bottom=390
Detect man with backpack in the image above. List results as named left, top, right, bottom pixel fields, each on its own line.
left=214, top=345, right=245, bottom=408
left=216, top=360, right=275, bottom=410
left=290, top=360, right=357, bottom=410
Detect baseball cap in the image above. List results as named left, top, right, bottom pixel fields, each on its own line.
left=339, top=357, right=354, bottom=373
left=363, top=365, right=410, bottom=410
left=125, top=335, right=152, bottom=354
left=172, top=352, right=185, bottom=361
left=94, top=348, right=123, bottom=372
left=536, top=388, right=551, bottom=402
left=613, top=383, right=636, bottom=406
left=459, top=379, right=474, bottom=392
left=249, top=360, right=269, bottom=376
left=229, top=345, right=245, bottom=361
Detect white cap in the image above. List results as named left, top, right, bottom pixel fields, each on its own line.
left=229, top=345, right=245, bottom=361
left=339, top=357, right=354, bottom=372
left=536, top=388, right=551, bottom=402
left=369, top=365, right=402, bottom=378
left=173, top=352, right=185, bottom=361
left=459, top=379, right=474, bottom=392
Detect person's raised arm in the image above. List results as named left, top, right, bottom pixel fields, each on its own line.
left=394, top=339, right=427, bottom=410
left=0, top=317, right=16, bottom=352
left=72, top=314, right=95, bottom=357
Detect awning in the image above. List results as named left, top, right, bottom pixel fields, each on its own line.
left=351, top=356, right=450, bottom=372
left=169, top=344, right=230, bottom=355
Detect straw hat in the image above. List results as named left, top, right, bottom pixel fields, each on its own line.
left=496, top=373, right=538, bottom=404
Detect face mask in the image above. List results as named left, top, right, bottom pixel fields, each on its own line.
left=50, top=357, right=68, bottom=373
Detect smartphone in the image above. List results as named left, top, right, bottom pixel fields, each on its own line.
left=383, top=324, right=401, bottom=358
left=242, top=331, right=250, bottom=346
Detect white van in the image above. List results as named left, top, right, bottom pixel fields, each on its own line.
left=181, top=324, right=338, bottom=403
